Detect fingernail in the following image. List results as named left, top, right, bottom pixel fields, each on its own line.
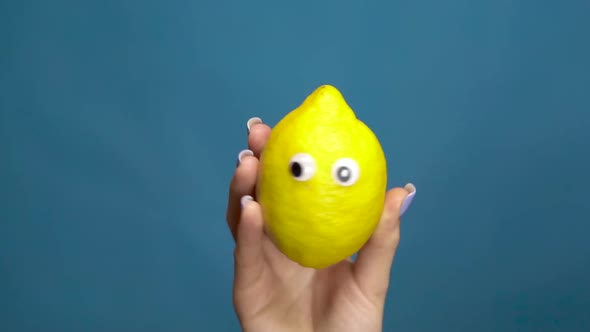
left=400, top=183, right=416, bottom=216
left=241, top=195, right=254, bottom=209
left=236, top=149, right=254, bottom=167
left=247, top=117, right=263, bottom=135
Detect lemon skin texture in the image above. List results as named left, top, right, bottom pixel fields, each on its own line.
left=256, top=85, right=387, bottom=269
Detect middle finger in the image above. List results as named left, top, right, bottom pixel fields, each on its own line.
left=226, top=150, right=259, bottom=240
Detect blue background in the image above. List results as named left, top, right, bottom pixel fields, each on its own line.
left=1, top=0, right=589, bottom=331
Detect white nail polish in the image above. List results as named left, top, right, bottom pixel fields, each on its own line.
left=400, top=183, right=416, bottom=216
left=236, top=149, right=254, bottom=167
left=247, top=117, right=263, bottom=133
left=404, top=183, right=416, bottom=194
left=241, top=195, right=254, bottom=208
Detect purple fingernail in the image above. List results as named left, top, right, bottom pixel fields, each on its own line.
left=241, top=195, right=254, bottom=209
left=400, top=183, right=416, bottom=216
left=247, top=117, right=263, bottom=135
left=236, top=149, right=254, bottom=167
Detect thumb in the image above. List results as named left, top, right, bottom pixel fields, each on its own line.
left=233, top=195, right=265, bottom=289
left=353, top=183, right=416, bottom=301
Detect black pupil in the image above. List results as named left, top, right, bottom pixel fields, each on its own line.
left=337, top=166, right=351, bottom=182
left=291, top=162, right=302, bottom=177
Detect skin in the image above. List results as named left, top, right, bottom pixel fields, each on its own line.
left=226, top=122, right=411, bottom=332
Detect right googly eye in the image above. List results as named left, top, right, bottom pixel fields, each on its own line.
left=331, top=158, right=360, bottom=186
left=288, top=153, right=316, bottom=181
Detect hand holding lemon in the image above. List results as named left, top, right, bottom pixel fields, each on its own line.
left=226, top=85, right=416, bottom=332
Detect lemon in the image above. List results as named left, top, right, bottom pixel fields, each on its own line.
left=256, top=85, right=387, bottom=269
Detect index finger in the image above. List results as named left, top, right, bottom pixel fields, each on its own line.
left=246, top=117, right=272, bottom=158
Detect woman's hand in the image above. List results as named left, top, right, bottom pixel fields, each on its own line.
left=226, top=117, right=416, bottom=332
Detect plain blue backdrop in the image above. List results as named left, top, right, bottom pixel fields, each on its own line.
left=1, top=0, right=589, bottom=331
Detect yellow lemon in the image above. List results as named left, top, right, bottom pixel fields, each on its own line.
left=256, top=85, right=387, bottom=269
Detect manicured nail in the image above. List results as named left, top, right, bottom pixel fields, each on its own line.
left=241, top=195, right=254, bottom=209
left=247, top=117, right=263, bottom=135
left=236, top=149, right=254, bottom=167
left=400, top=183, right=416, bottom=216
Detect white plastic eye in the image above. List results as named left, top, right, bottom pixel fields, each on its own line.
left=331, top=158, right=360, bottom=186
left=289, top=153, right=316, bottom=181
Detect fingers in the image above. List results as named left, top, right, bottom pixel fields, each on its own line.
left=226, top=150, right=259, bottom=240
left=246, top=117, right=271, bottom=158
left=353, top=183, right=416, bottom=301
left=234, top=196, right=265, bottom=287
left=226, top=117, right=270, bottom=240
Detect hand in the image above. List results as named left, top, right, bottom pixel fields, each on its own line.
left=226, top=117, right=416, bottom=332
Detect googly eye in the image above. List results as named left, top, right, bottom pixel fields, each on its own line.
left=331, top=158, right=360, bottom=186
left=289, top=153, right=316, bottom=181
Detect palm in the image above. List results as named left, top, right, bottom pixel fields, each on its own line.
left=227, top=119, right=413, bottom=332
left=235, top=234, right=382, bottom=332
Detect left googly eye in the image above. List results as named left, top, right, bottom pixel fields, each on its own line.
left=331, top=158, right=360, bottom=186
left=289, top=153, right=316, bottom=181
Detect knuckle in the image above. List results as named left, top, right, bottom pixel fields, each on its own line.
left=379, top=227, right=400, bottom=251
